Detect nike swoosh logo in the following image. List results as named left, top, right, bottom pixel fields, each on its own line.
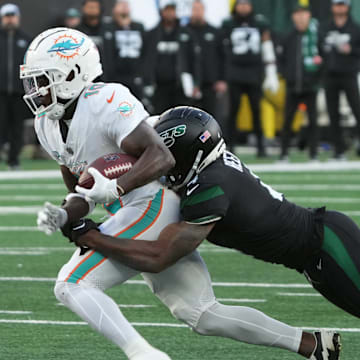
left=317, top=259, right=322, bottom=271
left=107, top=91, right=116, bottom=104
left=186, top=184, right=199, bottom=196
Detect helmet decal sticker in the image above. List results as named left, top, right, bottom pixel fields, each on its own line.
left=48, top=34, right=85, bottom=59
left=199, top=130, right=211, bottom=143
left=159, top=125, right=187, bottom=148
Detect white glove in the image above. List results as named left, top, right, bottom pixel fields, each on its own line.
left=263, top=64, right=279, bottom=94
left=37, top=202, right=68, bottom=235
left=75, top=167, right=119, bottom=204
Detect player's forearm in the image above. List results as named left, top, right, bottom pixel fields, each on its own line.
left=116, top=143, right=175, bottom=193
left=82, top=231, right=166, bottom=273
left=62, top=197, right=90, bottom=223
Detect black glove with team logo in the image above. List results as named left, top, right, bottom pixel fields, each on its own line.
left=61, top=218, right=99, bottom=255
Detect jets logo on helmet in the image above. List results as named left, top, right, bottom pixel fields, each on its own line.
left=159, top=124, right=187, bottom=148
left=155, top=106, right=226, bottom=190
left=48, top=34, right=85, bottom=60
left=20, top=27, right=103, bottom=121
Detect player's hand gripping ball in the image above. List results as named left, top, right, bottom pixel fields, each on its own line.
left=76, top=153, right=137, bottom=203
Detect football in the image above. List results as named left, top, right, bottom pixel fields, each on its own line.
left=78, top=153, right=137, bottom=189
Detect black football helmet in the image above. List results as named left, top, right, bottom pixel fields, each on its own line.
left=155, top=106, right=226, bottom=189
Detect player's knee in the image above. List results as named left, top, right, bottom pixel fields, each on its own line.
left=54, top=281, right=68, bottom=304
left=169, top=299, right=217, bottom=332
left=192, top=302, right=222, bottom=336
left=54, top=281, right=79, bottom=306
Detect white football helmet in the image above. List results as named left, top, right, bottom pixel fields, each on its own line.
left=20, top=27, right=103, bottom=120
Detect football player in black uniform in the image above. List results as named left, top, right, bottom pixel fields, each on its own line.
left=67, top=106, right=352, bottom=360
left=320, top=0, right=360, bottom=158
left=108, top=0, right=146, bottom=100
left=218, top=0, right=279, bottom=156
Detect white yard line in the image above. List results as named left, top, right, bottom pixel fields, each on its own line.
left=0, top=207, right=104, bottom=215
left=0, top=277, right=312, bottom=288
left=118, top=305, right=156, bottom=308
left=0, top=311, right=32, bottom=314
left=0, top=250, right=47, bottom=255
left=0, top=227, right=39, bottom=231
left=273, top=184, right=360, bottom=191
left=0, top=319, right=359, bottom=332
left=277, top=292, right=321, bottom=297
left=287, top=197, right=360, bottom=203
left=0, top=184, right=64, bottom=190
left=218, top=298, right=267, bottom=303
left=0, top=171, right=61, bottom=180
left=0, top=195, right=63, bottom=201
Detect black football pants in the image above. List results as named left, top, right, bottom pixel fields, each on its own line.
left=304, top=210, right=360, bottom=318
left=324, top=73, right=360, bottom=156
left=227, top=83, right=264, bottom=153
left=281, top=89, right=319, bottom=158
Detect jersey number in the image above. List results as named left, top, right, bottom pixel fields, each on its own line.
left=231, top=28, right=261, bottom=55
left=115, top=31, right=142, bottom=58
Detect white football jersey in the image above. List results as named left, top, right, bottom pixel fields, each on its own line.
left=35, top=82, right=160, bottom=205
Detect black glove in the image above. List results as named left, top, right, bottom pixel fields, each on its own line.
left=61, top=218, right=99, bottom=255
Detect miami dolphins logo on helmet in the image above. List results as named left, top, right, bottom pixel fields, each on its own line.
left=48, top=34, right=85, bottom=60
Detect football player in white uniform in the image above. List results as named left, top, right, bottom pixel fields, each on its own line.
left=21, top=28, right=308, bottom=359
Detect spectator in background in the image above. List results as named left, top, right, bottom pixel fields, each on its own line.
left=0, top=4, right=30, bottom=170
left=77, top=0, right=113, bottom=80
left=182, top=0, right=220, bottom=115
left=145, top=0, right=191, bottom=114
left=64, top=8, right=81, bottom=29
left=218, top=0, right=279, bottom=157
left=279, top=5, right=322, bottom=162
left=320, top=0, right=360, bottom=159
left=109, top=0, right=146, bottom=100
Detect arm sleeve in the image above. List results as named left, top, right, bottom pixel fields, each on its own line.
left=180, top=184, right=230, bottom=225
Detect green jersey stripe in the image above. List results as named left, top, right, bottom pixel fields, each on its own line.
left=323, top=226, right=360, bottom=291
left=181, top=185, right=224, bottom=209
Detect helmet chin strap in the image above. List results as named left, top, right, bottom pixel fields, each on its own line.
left=172, top=150, right=204, bottom=191
left=197, top=139, right=226, bottom=173
left=47, top=96, right=78, bottom=121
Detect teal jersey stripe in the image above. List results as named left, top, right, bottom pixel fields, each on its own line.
left=103, top=198, right=123, bottom=215
left=66, top=251, right=105, bottom=284
left=66, top=189, right=164, bottom=283
left=181, top=185, right=224, bottom=209
left=117, top=189, right=164, bottom=239
left=323, top=226, right=360, bottom=291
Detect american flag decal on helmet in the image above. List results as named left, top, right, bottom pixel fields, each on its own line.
left=199, top=130, right=211, bottom=143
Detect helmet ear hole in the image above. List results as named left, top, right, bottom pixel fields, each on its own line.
left=75, top=64, right=81, bottom=74
left=66, top=70, right=75, bottom=82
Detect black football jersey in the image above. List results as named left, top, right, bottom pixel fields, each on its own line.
left=220, top=14, right=269, bottom=83
left=180, top=152, right=324, bottom=271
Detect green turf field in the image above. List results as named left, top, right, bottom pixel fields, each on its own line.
left=1, top=168, right=360, bottom=359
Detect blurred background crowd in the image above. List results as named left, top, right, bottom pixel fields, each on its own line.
left=1, top=0, right=360, bottom=169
